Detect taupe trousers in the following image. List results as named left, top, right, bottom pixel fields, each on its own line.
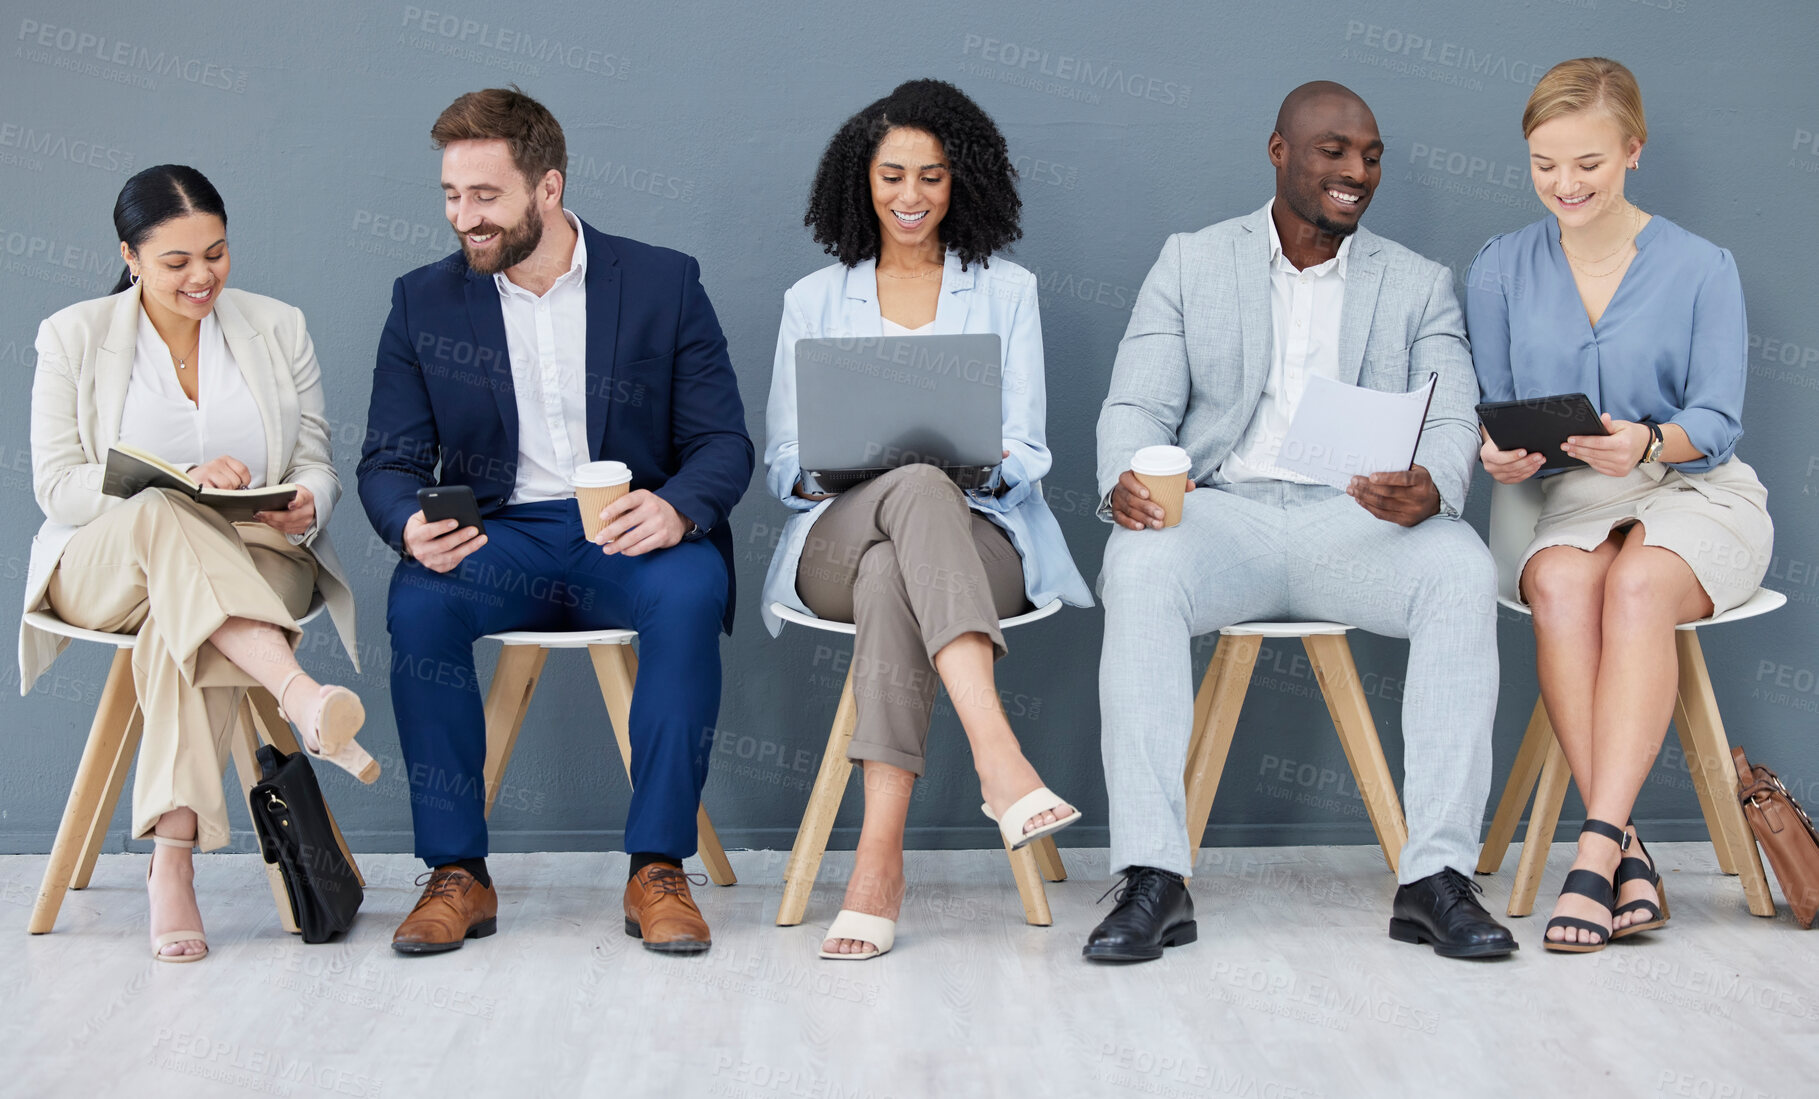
left=45, top=490, right=316, bottom=851
left=795, top=464, right=1030, bottom=774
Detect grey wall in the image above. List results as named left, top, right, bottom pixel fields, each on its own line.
left=3, top=0, right=1815, bottom=858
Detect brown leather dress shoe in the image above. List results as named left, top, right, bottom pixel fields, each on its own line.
left=624, top=864, right=711, bottom=954
left=392, top=866, right=498, bottom=955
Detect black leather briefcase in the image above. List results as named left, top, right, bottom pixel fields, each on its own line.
left=250, top=744, right=362, bottom=943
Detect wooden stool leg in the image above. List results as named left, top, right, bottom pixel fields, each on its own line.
left=72, top=705, right=144, bottom=891
left=1006, top=840, right=1053, bottom=926
left=228, top=691, right=300, bottom=934
left=1033, top=836, right=1067, bottom=883
left=1508, top=736, right=1571, bottom=918
left=1674, top=632, right=1775, bottom=917
left=482, top=644, right=549, bottom=819
left=31, top=650, right=139, bottom=933
left=1477, top=696, right=1553, bottom=875
left=245, top=689, right=365, bottom=888
left=1184, top=634, right=1261, bottom=866
left=1675, top=708, right=1737, bottom=876
left=590, top=644, right=737, bottom=887
left=776, top=666, right=859, bottom=926
left=1303, top=634, right=1408, bottom=875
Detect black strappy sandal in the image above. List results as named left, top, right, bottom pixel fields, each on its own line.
left=1610, top=821, right=1670, bottom=940
left=1543, top=818, right=1625, bottom=954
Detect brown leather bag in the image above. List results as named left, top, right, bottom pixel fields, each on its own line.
left=1734, top=748, right=1819, bottom=929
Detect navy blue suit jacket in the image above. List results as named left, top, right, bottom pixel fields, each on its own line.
left=357, top=220, right=753, bottom=631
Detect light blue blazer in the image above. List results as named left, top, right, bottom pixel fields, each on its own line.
left=760, top=252, right=1093, bottom=636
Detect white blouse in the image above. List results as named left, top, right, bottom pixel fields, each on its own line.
left=118, top=310, right=269, bottom=487
left=880, top=317, right=936, bottom=336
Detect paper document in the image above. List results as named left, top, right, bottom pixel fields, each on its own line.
left=1275, top=373, right=1438, bottom=489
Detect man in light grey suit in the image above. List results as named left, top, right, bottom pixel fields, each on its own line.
left=1083, top=82, right=1516, bottom=962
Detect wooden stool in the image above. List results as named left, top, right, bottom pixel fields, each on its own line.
left=26, top=598, right=363, bottom=935
left=477, top=628, right=735, bottom=886
left=1474, top=481, right=1781, bottom=917
left=770, top=599, right=1069, bottom=927
left=1183, top=621, right=1409, bottom=875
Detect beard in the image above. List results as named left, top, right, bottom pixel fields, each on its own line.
left=460, top=209, right=545, bottom=274
left=1285, top=182, right=1363, bottom=238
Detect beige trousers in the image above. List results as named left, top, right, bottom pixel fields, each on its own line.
left=45, top=489, right=316, bottom=851
left=795, top=464, right=1029, bottom=775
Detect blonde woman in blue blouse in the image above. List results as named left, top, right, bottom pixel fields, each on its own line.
left=1467, top=59, right=1772, bottom=953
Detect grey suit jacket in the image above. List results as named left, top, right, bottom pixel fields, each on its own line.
left=1096, top=203, right=1480, bottom=520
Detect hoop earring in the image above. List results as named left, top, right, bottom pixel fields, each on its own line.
left=129, top=271, right=140, bottom=287
left=1628, top=161, right=1639, bottom=170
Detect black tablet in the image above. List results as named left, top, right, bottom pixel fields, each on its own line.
left=1475, top=393, right=1608, bottom=473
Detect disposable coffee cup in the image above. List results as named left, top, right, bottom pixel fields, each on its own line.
left=572, top=461, right=632, bottom=540
left=1130, top=445, right=1192, bottom=528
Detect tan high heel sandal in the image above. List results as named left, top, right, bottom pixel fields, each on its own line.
left=277, top=671, right=379, bottom=784
left=148, top=834, right=208, bottom=963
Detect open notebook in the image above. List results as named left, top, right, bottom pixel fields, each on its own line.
left=102, top=445, right=297, bottom=522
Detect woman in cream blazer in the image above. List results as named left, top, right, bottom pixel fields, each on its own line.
left=25, top=165, right=368, bottom=963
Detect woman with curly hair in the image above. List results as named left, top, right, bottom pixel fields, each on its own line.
left=762, top=79, right=1092, bottom=960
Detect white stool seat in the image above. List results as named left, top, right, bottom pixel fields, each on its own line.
left=483, top=627, right=637, bottom=648
left=25, top=595, right=328, bottom=649
left=1498, top=587, right=1787, bottom=628
left=769, top=598, right=1062, bottom=637
left=1220, top=620, right=1350, bottom=638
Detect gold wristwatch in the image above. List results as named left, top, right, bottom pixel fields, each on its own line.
left=1638, top=421, right=1664, bottom=465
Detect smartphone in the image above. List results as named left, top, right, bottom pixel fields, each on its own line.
left=417, top=485, right=486, bottom=536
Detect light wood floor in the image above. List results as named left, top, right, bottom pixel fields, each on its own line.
left=5, top=843, right=1815, bottom=1098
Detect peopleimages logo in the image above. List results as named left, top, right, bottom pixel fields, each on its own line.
left=959, top=34, right=1191, bottom=107
left=15, top=19, right=250, bottom=93
left=1340, top=22, right=1546, bottom=89
left=399, top=7, right=629, bottom=78
left=0, top=121, right=136, bottom=174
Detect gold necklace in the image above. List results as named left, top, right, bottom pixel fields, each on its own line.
left=878, top=265, right=942, bottom=281
left=1561, top=203, right=1641, bottom=277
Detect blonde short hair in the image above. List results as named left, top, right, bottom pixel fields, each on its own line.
left=1522, top=57, right=1647, bottom=145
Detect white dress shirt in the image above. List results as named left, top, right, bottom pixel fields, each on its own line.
left=498, top=209, right=591, bottom=504
left=1218, top=200, right=1351, bottom=485
left=119, top=309, right=269, bottom=488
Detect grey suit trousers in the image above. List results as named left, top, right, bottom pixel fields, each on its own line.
left=796, top=464, right=1030, bottom=774
left=1098, top=480, right=1498, bottom=884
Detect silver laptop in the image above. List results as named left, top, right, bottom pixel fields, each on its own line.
left=795, top=334, right=1003, bottom=494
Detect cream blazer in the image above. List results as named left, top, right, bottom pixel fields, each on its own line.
left=20, top=285, right=359, bottom=691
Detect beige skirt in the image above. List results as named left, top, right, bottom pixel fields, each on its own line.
left=1519, top=458, right=1773, bottom=614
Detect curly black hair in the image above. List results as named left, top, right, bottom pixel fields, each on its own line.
left=804, top=79, right=1021, bottom=270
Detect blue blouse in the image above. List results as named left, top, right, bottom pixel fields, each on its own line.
left=1465, top=214, right=1747, bottom=474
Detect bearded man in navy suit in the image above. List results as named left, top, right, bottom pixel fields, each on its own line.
left=358, top=87, right=751, bottom=957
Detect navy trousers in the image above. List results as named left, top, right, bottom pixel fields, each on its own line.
left=385, top=500, right=727, bottom=866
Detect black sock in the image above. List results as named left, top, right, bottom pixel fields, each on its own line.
left=1132, top=865, right=1183, bottom=883
left=629, top=852, right=680, bottom=880
left=448, top=857, right=490, bottom=889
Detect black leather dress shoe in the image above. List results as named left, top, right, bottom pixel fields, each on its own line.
left=1389, top=867, right=1517, bottom=959
left=1082, top=866, right=1197, bottom=963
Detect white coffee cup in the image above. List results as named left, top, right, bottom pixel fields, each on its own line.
left=572, top=461, right=632, bottom=540
left=1130, top=445, right=1192, bottom=527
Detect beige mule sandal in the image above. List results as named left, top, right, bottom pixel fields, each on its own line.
left=983, top=786, right=1080, bottom=851
left=819, top=909, right=896, bottom=961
